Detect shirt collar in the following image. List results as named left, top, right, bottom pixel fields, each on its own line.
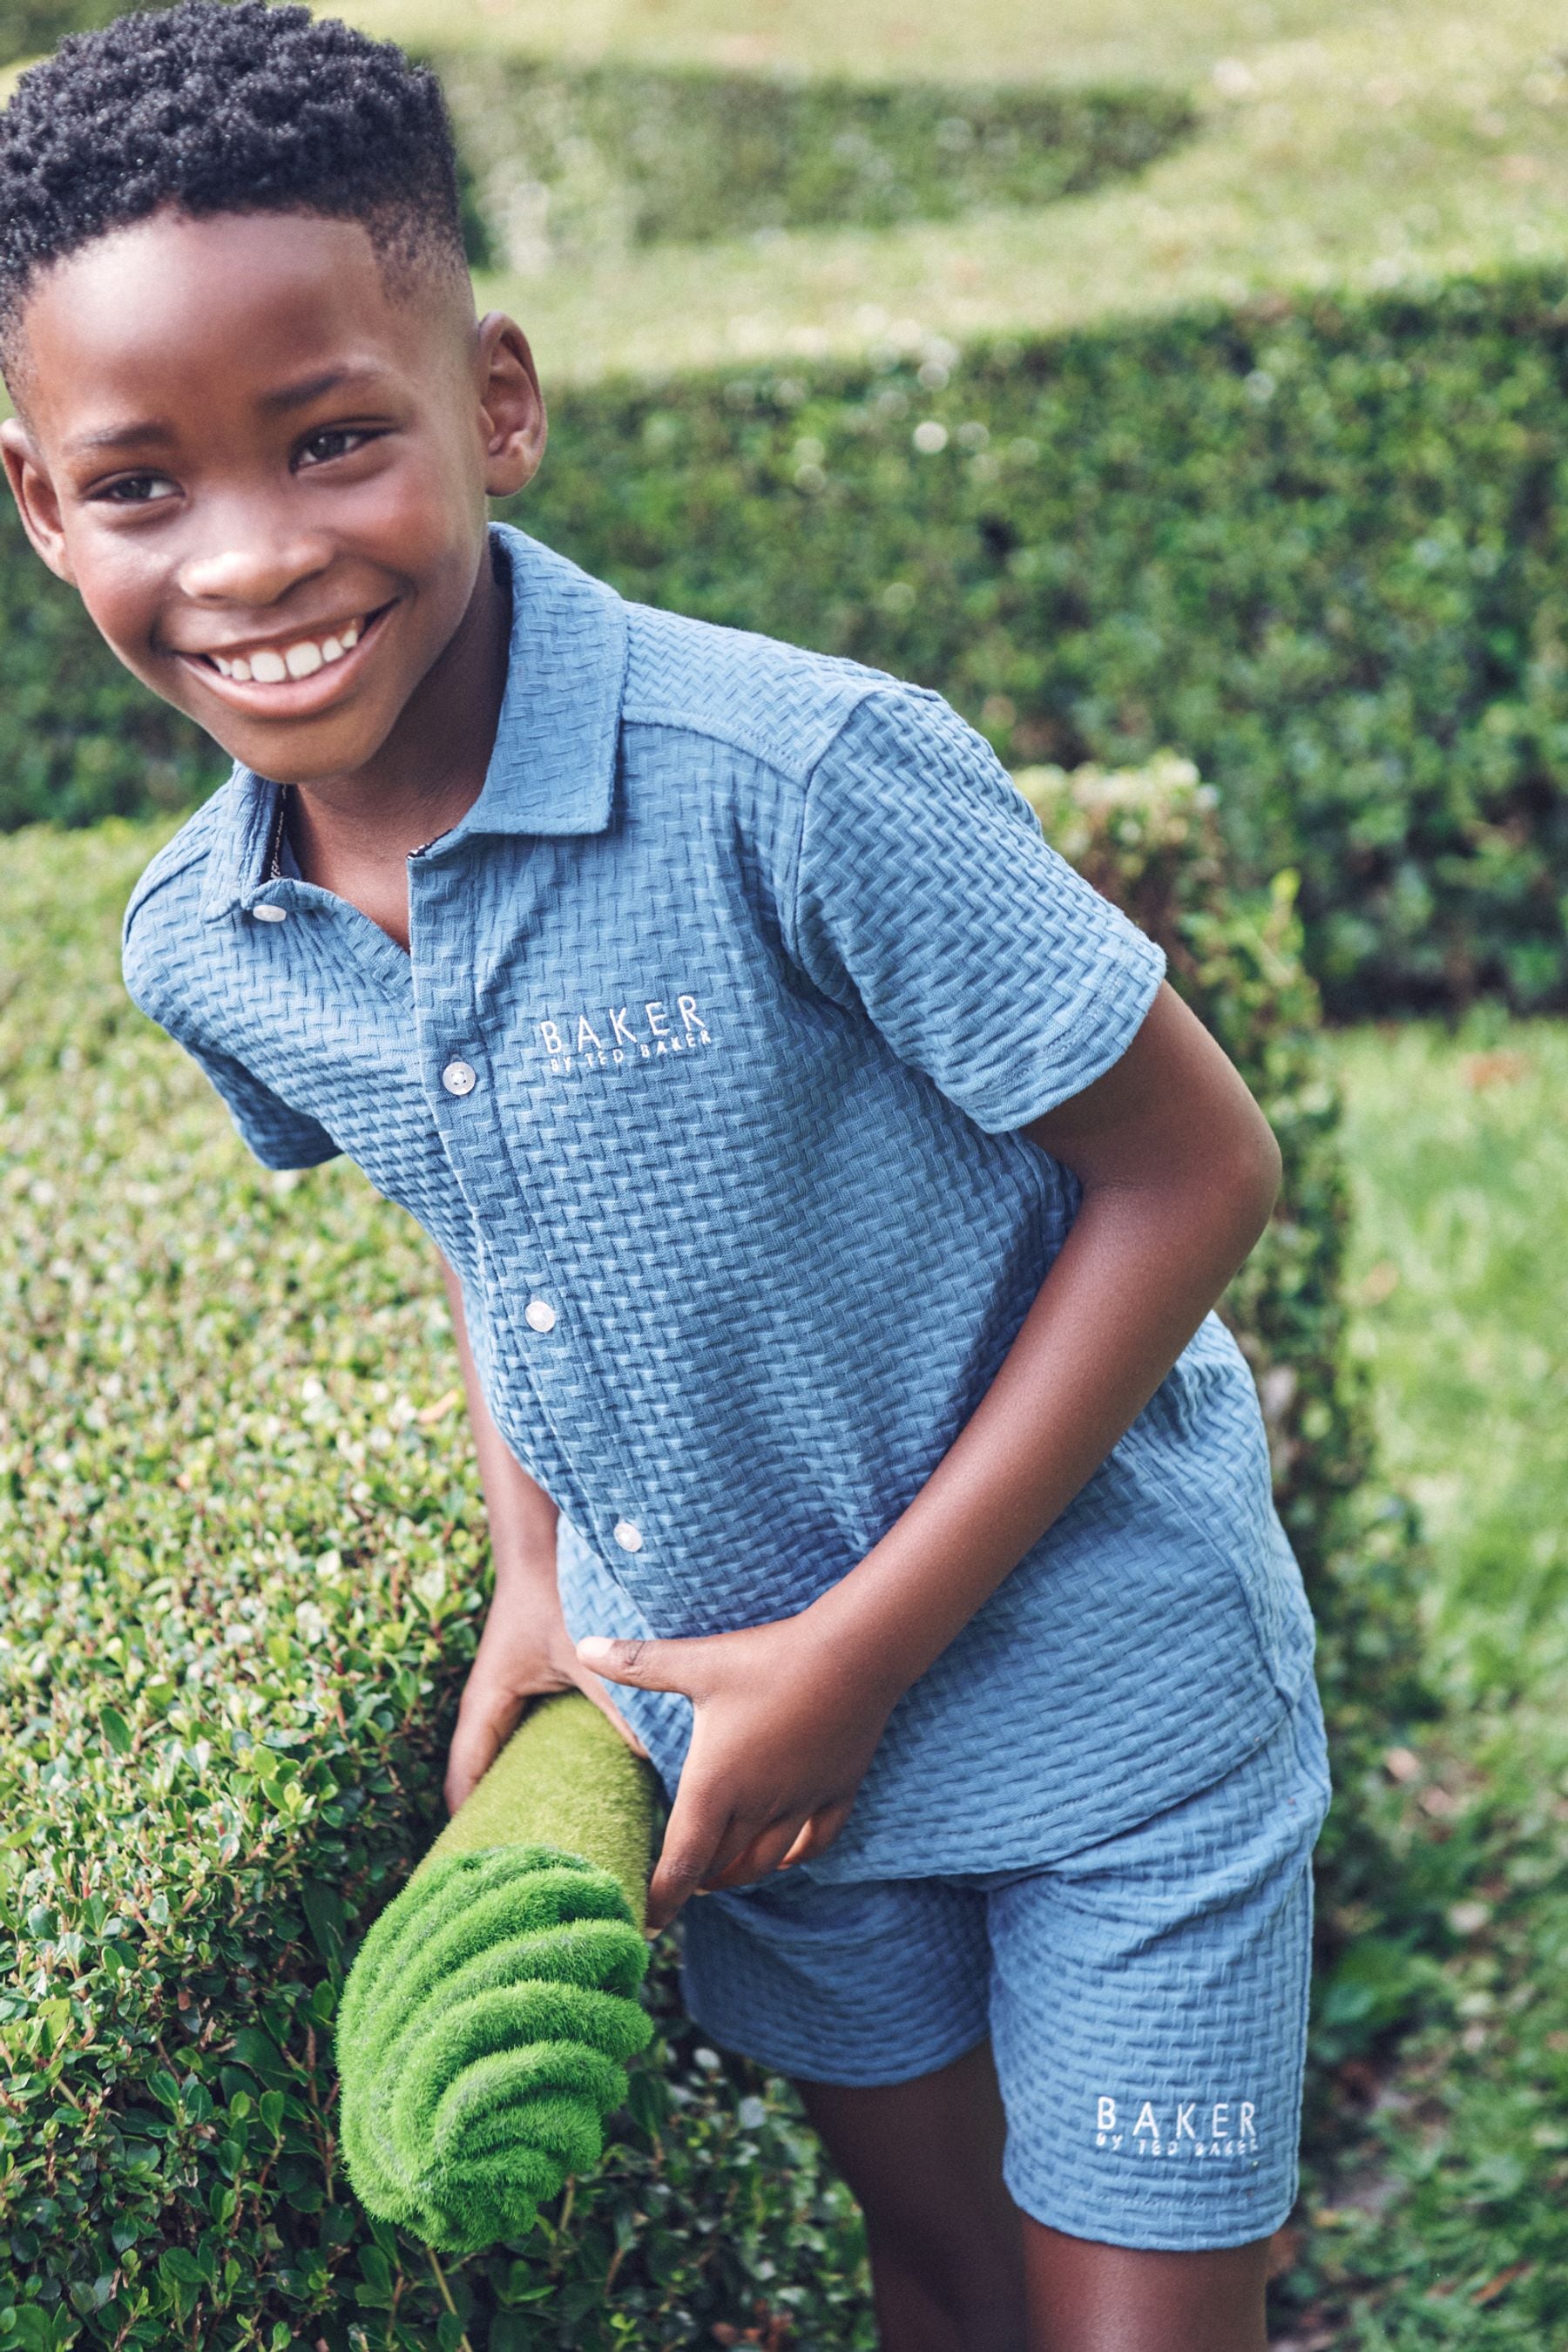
left=200, top=522, right=629, bottom=922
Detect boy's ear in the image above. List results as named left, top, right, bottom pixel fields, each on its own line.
left=0, top=418, right=75, bottom=585
left=474, top=312, right=547, bottom=500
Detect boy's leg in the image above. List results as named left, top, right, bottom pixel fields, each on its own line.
left=1021, top=2220, right=1269, bottom=2351
left=794, top=2041, right=1028, bottom=2352
left=986, top=1690, right=1330, bottom=2352
left=793, top=2054, right=1268, bottom=2352
left=677, top=1869, right=1012, bottom=2348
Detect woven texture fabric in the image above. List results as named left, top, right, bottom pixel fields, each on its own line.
left=122, top=522, right=1316, bottom=1877
left=681, top=1683, right=1330, bottom=2254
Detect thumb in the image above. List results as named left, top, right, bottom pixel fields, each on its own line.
left=575, top=1633, right=701, bottom=1696
left=443, top=1696, right=519, bottom=1818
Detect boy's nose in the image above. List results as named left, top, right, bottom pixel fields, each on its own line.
left=177, top=533, right=333, bottom=606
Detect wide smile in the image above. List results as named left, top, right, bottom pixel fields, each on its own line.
left=172, top=599, right=395, bottom=715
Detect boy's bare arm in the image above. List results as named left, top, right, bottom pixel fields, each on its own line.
left=579, top=981, right=1284, bottom=1930
left=438, top=1256, right=645, bottom=1813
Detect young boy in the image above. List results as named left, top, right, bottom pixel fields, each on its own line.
left=0, top=7, right=1329, bottom=2344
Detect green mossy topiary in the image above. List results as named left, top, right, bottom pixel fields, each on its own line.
left=336, top=1698, right=658, bottom=2253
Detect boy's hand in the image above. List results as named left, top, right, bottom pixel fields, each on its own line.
left=445, top=1583, right=648, bottom=1817
left=577, top=1613, right=894, bottom=1931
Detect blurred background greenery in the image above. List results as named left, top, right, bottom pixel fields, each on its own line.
left=0, top=3, right=1565, bottom=2348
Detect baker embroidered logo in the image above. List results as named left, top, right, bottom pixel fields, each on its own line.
left=1094, top=2098, right=1260, bottom=2160
left=537, top=995, right=714, bottom=1076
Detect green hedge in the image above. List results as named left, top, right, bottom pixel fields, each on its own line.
left=431, top=55, right=1192, bottom=270
left=0, top=762, right=1427, bottom=2349
left=510, top=268, right=1568, bottom=1016
left=0, top=0, right=99, bottom=68
left=8, top=272, right=1568, bottom=1012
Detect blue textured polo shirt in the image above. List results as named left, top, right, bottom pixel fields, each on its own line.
left=122, top=522, right=1316, bottom=1878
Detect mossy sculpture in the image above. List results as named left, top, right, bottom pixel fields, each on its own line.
left=337, top=1693, right=659, bottom=2252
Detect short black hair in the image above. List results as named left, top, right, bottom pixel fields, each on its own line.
left=0, top=0, right=467, bottom=375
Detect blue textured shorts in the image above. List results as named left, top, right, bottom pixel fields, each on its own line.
left=679, top=1681, right=1330, bottom=2252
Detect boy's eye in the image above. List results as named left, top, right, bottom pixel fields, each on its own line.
left=97, top=474, right=178, bottom=504
left=297, top=426, right=373, bottom=468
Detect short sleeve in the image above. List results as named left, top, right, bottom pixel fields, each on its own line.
left=788, top=687, right=1165, bottom=1133
left=172, top=1031, right=341, bottom=1171
left=122, top=971, right=339, bottom=1171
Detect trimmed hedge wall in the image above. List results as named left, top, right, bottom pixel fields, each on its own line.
left=7, top=272, right=1568, bottom=1012
left=432, top=56, right=1192, bottom=271
left=511, top=269, right=1568, bottom=1016
left=0, top=765, right=1425, bottom=2349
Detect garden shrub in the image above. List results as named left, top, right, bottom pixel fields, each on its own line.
left=0, top=761, right=1423, bottom=2349
left=0, top=0, right=109, bottom=68
left=430, top=55, right=1192, bottom=271
left=9, top=271, right=1568, bottom=1012
left=513, top=268, right=1568, bottom=1016
left=0, top=505, right=211, bottom=835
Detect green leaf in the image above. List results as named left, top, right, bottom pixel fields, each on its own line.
left=300, top=1879, right=344, bottom=1963
left=229, top=2027, right=287, bottom=2085
left=98, top=1705, right=132, bottom=1756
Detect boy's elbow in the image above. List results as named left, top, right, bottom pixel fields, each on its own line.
left=1223, top=1110, right=1282, bottom=1248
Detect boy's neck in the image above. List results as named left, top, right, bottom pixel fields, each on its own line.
left=281, top=543, right=512, bottom=949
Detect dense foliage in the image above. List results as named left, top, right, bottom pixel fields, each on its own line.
left=514, top=270, right=1568, bottom=1016
left=0, top=0, right=104, bottom=68
left=8, top=273, right=1568, bottom=1012
left=0, top=764, right=1425, bottom=2348
left=431, top=55, right=1191, bottom=270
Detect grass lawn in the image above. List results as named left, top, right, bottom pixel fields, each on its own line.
left=1279, top=1021, right=1568, bottom=2346
left=339, top=0, right=1568, bottom=384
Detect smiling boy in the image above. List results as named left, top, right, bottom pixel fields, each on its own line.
left=0, top=8, right=1330, bottom=2347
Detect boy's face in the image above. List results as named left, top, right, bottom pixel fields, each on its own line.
left=0, top=208, right=544, bottom=787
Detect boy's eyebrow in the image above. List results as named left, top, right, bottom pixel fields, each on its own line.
left=257, top=362, right=392, bottom=415
left=64, top=418, right=179, bottom=456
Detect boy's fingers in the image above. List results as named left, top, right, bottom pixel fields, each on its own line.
left=647, top=1795, right=730, bottom=1929
left=443, top=1717, right=506, bottom=1816
left=576, top=1634, right=700, bottom=1696
left=778, top=1801, right=855, bottom=1868
left=707, top=1815, right=807, bottom=1889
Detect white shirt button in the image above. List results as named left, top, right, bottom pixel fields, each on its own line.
left=612, top=1519, right=644, bottom=1554
left=252, top=903, right=287, bottom=923
left=441, top=1059, right=477, bottom=1098
left=524, top=1298, right=557, bottom=1334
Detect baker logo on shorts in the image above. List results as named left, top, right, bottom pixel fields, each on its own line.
left=1094, top=2096, right=1260, bottom=2159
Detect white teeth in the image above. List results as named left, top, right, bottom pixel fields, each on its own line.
left=213, top=617, right=367, bottom=685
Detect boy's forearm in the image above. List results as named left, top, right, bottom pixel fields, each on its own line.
left=438, top=1255, right=559, bottom=1590
left=803, top=984, right=1281, bottom=1704
left=806, top=1167, right=1271, bottom=1700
